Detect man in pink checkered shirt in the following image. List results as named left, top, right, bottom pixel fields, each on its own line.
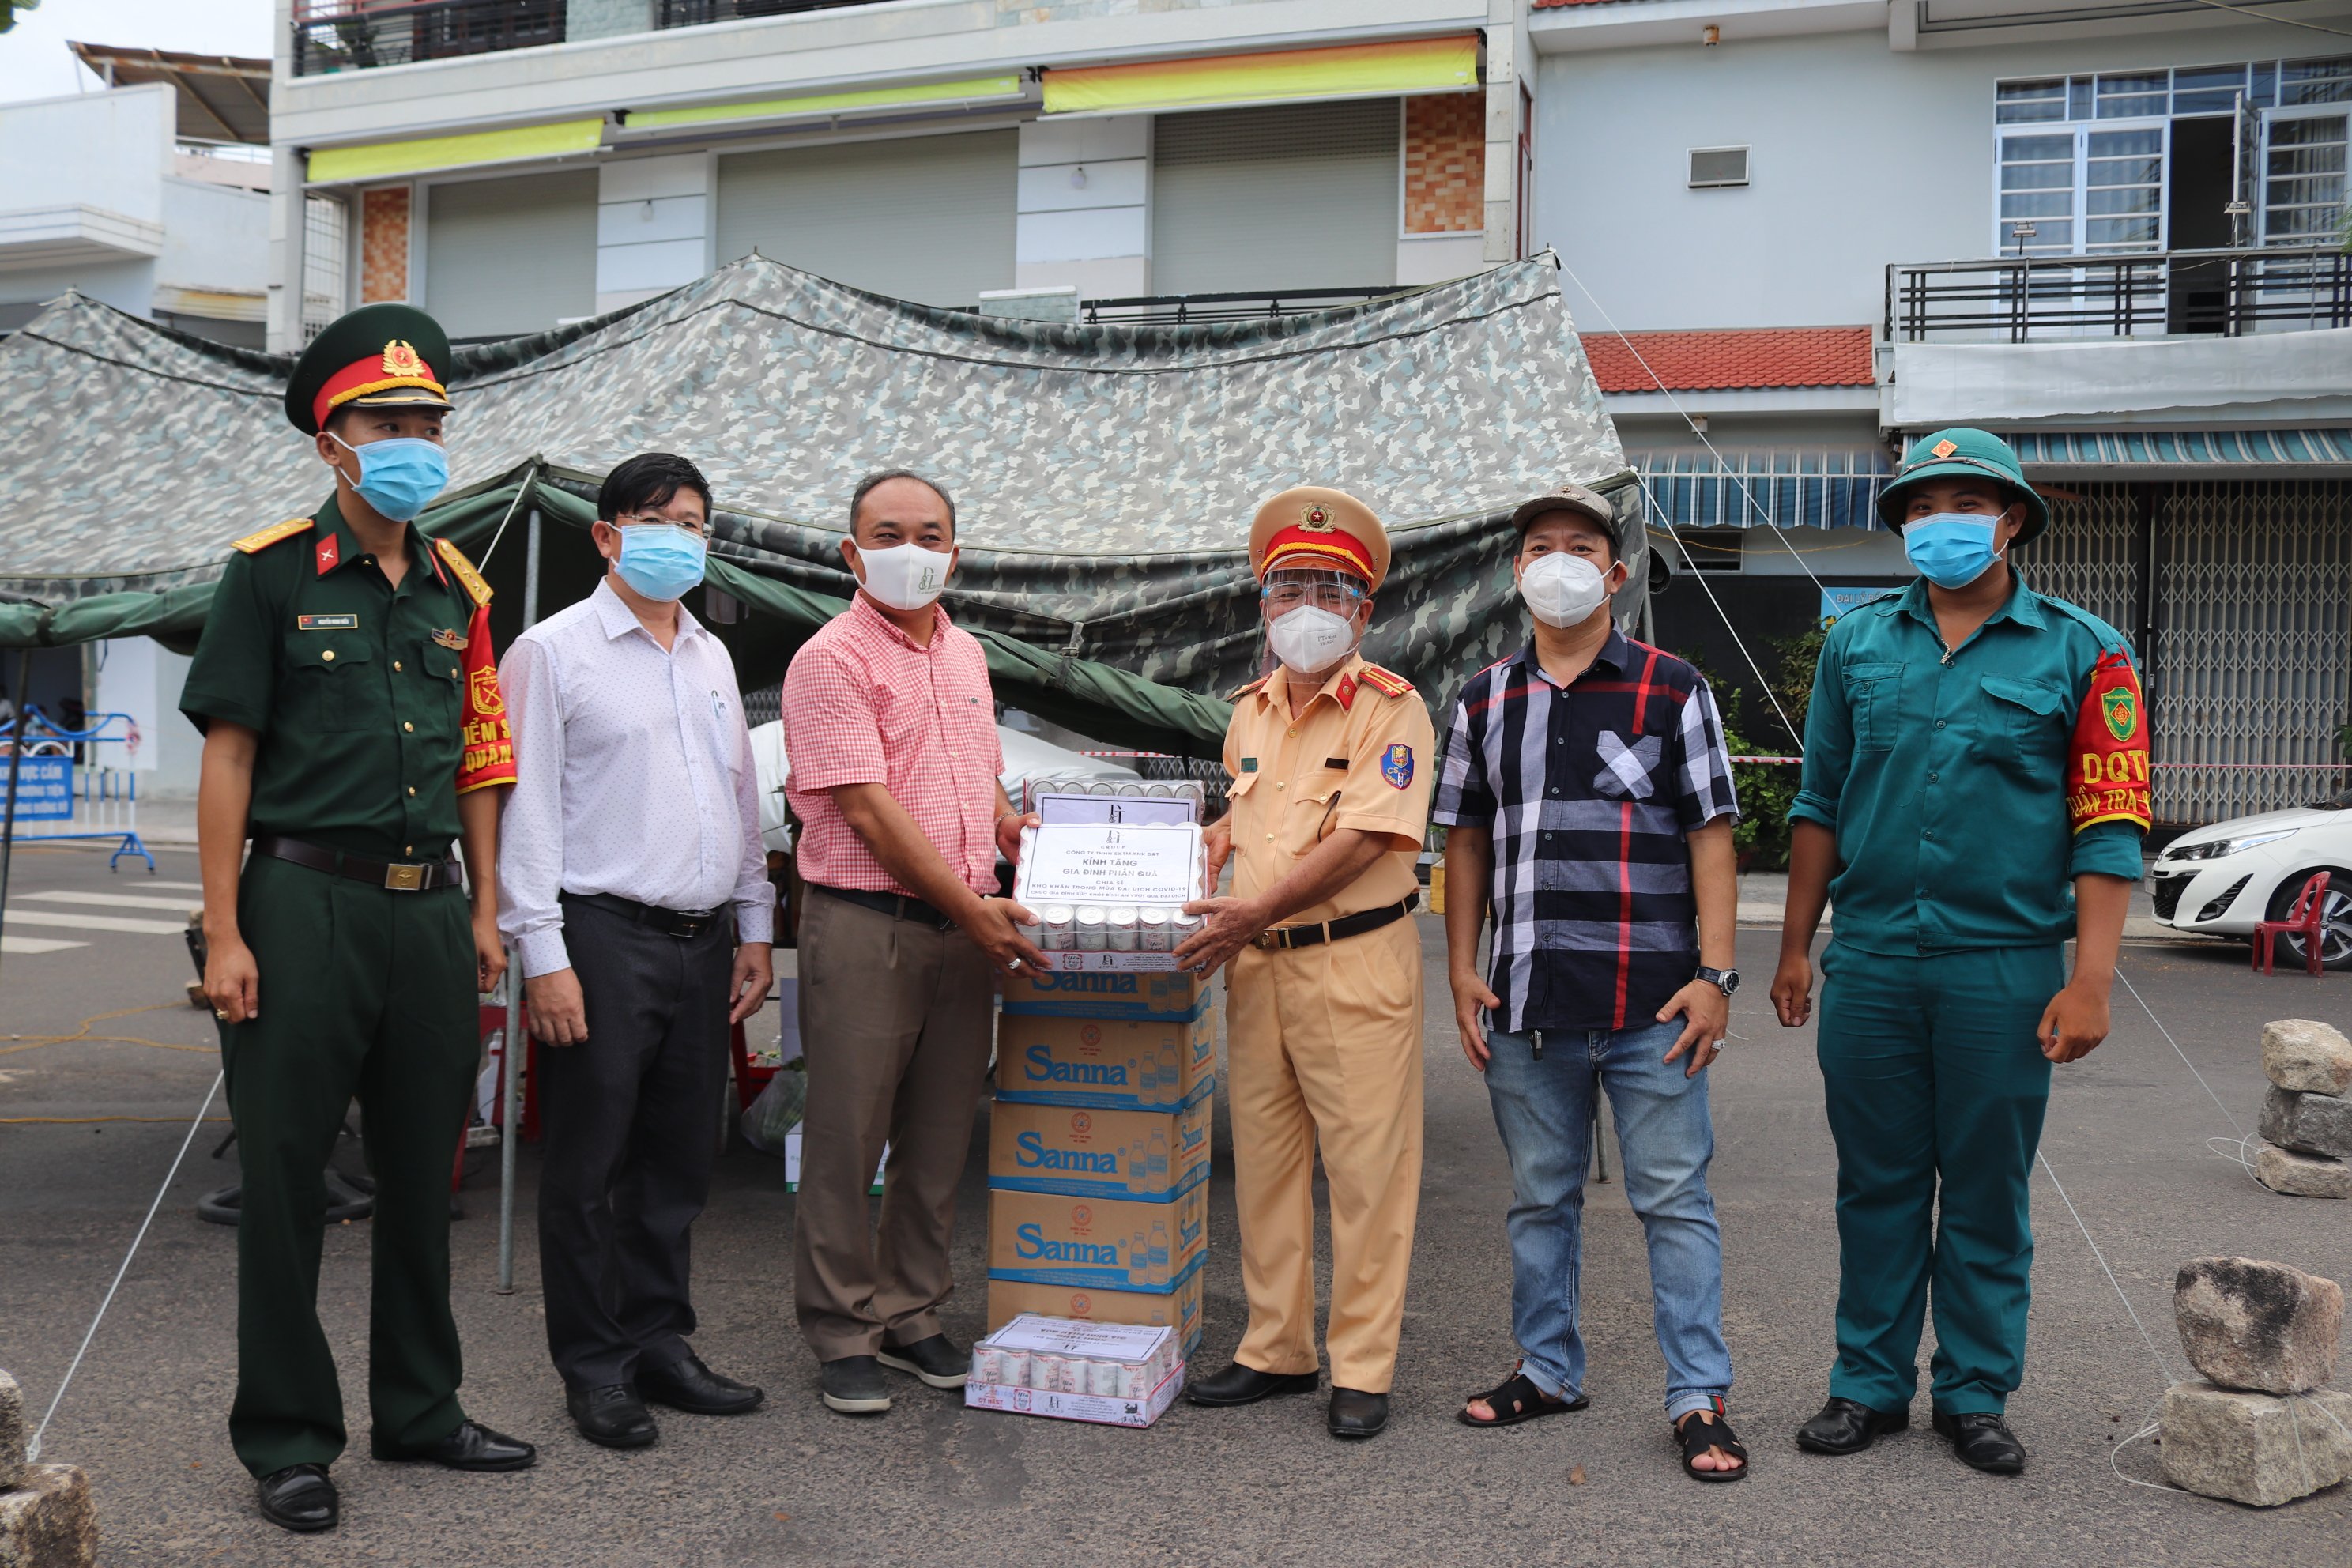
left=781, top=469, right=1046, bottom=1419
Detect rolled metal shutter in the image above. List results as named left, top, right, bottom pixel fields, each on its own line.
left=423, top=170, right=598, bottom=338
left=1152, top=100, right=1400, bottom=296
left=715, top=130, right=1017, bottom=308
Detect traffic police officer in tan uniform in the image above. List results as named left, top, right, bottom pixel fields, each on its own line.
left=183, top=303, right=536, bottom=1532
left=1178, top=486, right=1435, bottom=1441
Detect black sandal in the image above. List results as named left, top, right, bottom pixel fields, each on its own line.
left=1458, top=1365, right=1589, bottom=1428
left=1675, top=1402, right=1750, bottom=1482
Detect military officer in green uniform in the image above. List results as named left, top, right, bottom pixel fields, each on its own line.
left=1770, top=428, right=2150, bottom=1477
left=184, top=303, right=536, bottom=1533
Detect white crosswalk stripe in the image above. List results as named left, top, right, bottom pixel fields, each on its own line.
left=1, top=934, right=87, bottom=954
left=18, top=891, right=202, bottom=914
left=3, top=909, right=187, bottom=936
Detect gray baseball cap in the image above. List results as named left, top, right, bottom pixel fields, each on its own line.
left=1508, top=482, right=1619, bottom=552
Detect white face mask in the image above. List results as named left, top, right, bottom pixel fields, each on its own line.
left=1266, top=604, right=1360, bottom=676
left=1518, top=552, right=1612, bottom=629
left=855, top=541, right=952, bottom=612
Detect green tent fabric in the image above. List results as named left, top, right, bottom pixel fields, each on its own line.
left=0, top=254, right=1635, bottom=748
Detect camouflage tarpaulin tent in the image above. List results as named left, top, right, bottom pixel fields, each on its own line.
left=0, top=255, right=1636, bottom=752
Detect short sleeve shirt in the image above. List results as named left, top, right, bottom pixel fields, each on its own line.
left=1788, top=574, right=2148, bottom=955
left=178, top=496, right=509, bottom=861
left=1222, top=653, right=1435, bottom=925
left=782, top=594, right=1004, bottom=896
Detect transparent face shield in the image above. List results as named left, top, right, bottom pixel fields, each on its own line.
left=1260, top=567, right=1369, bottom=675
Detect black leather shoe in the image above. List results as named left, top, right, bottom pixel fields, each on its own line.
left=1328, top=1387, right=1390, bottom=1439
left=1185, top=1360, right=1320, bottom=1407
left=877, top=1334, right=970, bottom=1390
left=639, top=1355, right=765, bottom=1415
left=379, top=1419, right=537, bottom=1472
left=567, top=1384, right=659, bottom=1448
left=1794, top=1396, right=1909, bottom=1454
left=1933, top=1410, right=2026, bottom=1475
left=255, top=1464, right=337, bottom=1532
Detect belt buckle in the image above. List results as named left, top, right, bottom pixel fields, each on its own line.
left=674, top=917, right=707, bottom=939
left=383, top=862, right=426, bottom=892
left=1252, top=929, right=1280, bottom=951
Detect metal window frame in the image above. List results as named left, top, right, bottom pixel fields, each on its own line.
left=1992, top=118, right=2168, bottom=259
left=2259, top=102, right=2350, bottom=246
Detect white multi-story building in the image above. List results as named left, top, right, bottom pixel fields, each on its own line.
left=1527, top=0, right=2350, bottom=827
left=265, top=0, right=1532, bottom=345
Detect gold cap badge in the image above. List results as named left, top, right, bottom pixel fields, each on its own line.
left=1299, top=503, right=1335, bottom=532
left=382, top=339, right=428, bottom=378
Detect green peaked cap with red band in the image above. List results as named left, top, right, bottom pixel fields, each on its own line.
left=1878, top=426, right=2049, bottom=546
left=285, top=303, right=454, bottom=435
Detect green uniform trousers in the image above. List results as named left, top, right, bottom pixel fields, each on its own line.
left=220, top=854, right=480, bottom=1477
left=1815, top=939, right=2061, bottom=1416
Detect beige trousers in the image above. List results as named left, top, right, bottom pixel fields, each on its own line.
left=792, top=889, right=994, bottom=1362
left=1225, top=914, right=1424, bottom=1393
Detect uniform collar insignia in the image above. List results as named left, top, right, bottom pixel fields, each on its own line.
left=315, top=532, right=340, bottom=575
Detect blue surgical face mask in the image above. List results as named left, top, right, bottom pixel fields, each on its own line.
left=330, top=432, right=449, bottom=522
left=613, top=524, right=707, bottom=602
left=1902, top=513, right=2003, bottom=590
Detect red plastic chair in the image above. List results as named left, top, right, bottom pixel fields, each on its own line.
left=2253, top=871, right=2331, bottom=978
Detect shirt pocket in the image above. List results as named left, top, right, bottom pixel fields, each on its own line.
left=1980, top=674, right=2067, bottom=785
left=1842, top=661, right=1906, bottom=752
left=284, top=638, right=375, bottom=734
left=1592, top=731, right=1664, bottom=801
left=1280, top=773, right=1348, bottom=861
left=417, top=639, right=465, bottom=734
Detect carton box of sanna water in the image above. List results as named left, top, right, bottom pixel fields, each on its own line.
left=1000, top=964, right=1216, bottom=1023
left=988, top=1269, right=1205, bottom=1361
left=995, top=1009, right=1216, bottom=1112
left=989, top=1095, right=1212, bottom=1201
left=988, top=1185, right=1207, bottom=1291
left=966, top=1314, right=1183, bottom=1429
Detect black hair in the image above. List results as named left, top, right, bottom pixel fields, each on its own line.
left=1516, top=505, right=1619, bottom=565
left=598, top=452, right=714, bottom=523
left=849, top=469, right=956, bottom=542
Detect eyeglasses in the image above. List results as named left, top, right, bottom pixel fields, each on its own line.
left=1261, top=582, right=1364, bottom=613
left=616, top=511, right=710, bottom=540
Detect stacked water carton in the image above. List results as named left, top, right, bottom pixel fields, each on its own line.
left=2252, top=1019, right=2352, bottom=1199
left=985, top=781, right=1217, bottom=1364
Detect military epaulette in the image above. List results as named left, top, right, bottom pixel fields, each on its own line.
left=231, top=517, right=315, bottom=555
left=2043, top=596, right=2135, bottom=660
left=433, top=537, right=493, bottom=608
left=1229, top=675, right=1272, bottom=700
left=1357, top=664, right=1415, bottom=699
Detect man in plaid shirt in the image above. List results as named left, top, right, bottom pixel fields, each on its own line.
left=1434, top=484, right=1749, bottom=1482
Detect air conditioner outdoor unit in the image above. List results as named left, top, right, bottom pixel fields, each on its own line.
left=1688, top=146, right=1751, bottom=189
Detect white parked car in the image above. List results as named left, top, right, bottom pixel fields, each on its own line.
left=747, top=719, right=1140, bottom=858
left=2145, top=790, right=2352, bottom=968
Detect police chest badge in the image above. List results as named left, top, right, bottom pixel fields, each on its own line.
left=1380, top=744, right=1414, bottom=790
left=2101, top=684, right=2139, bottom=741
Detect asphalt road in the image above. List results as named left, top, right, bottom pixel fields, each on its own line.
left=2, top=841, right=2348, bottom=1566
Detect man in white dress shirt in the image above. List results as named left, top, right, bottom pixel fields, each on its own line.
left=497, top=454, right=775, bottom=1450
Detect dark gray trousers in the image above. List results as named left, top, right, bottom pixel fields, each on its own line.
left=537, top=895, right=733, bottom=1391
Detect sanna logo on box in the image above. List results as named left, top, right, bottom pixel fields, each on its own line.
left=1024, top=1045, right=1127, bottom=1085
left=1027, top=972, right=1140, bottom=995
left=1015, top=1223, right=1121, bottom=1265
left=1015, top=1131, right=1119, bottom=1173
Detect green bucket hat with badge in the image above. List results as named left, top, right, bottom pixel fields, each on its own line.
left=1875, top=427, right=2049, bottom=546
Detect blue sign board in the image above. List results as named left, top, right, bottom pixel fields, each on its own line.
left=1819, top=585, right=1899, bottom=628
left=6, top=756, right=74, bottom=822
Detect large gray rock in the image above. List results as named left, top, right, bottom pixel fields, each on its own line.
left=2159, top=1382, right=2352, bottom=1506
left=0, top=1464, right=96, bottom=1568
left=2262, top=1019, right=2352, bottom=1096
left=2174, top=1257, right=2344, bottom=1393
left=2256, top=1140, right=2352, bottom=1199
left=0, top=1373, right=21, bottom=1491
left=2261, top=1085, right=2352, bottom=1159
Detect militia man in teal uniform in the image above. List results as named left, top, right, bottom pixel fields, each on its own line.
left=1770, top=428, right=2150, bottom=1476
left=184, top=304, right=537, bottom=1532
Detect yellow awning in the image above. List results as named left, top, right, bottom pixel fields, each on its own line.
left=627, top=74, right=1024, bottom=132
left=1042, top=35, right=1479, bottom=118
left=307, top=119, right=605, bottom=185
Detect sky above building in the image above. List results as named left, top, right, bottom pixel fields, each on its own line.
left=0, top=0, right=270, bottom=108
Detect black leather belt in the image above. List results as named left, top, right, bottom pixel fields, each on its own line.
left=566, top=891, right=724, bottom=940
left=810, top=884, right=956, bottom=930
left=252, top=833, right=462, bottom=892
left=1252, top=891, right=1419, bottom=951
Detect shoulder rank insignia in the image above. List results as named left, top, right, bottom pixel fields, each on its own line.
left=1358, top=664, right=1416, bottom=699
left=433, top=537, right=493, bottom=609
left=1229, top=675, right=1271, bottom=701
left=231, top=517, right=315, bottom=555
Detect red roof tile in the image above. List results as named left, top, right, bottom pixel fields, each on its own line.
left=1579, top=326, right=1876, bottom=394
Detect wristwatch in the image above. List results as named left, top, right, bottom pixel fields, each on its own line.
left=1695, top=965, right=1740, bottom=997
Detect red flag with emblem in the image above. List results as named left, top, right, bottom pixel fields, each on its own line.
left=2066, top=650, right=2150, bottom=832
left=454, top=601, right=516, bottom=793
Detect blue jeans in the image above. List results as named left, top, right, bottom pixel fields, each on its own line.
left=1483, top=1020, right=1732, bottom=1421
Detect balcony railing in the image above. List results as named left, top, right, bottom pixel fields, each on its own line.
left=1077, top=288, right=1409, bottom=326
left=1886, top=247, right=2352, bottom=343
left=292, top=0, right=565, bottom=75
left=654, top=0, right=887, bottom=24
